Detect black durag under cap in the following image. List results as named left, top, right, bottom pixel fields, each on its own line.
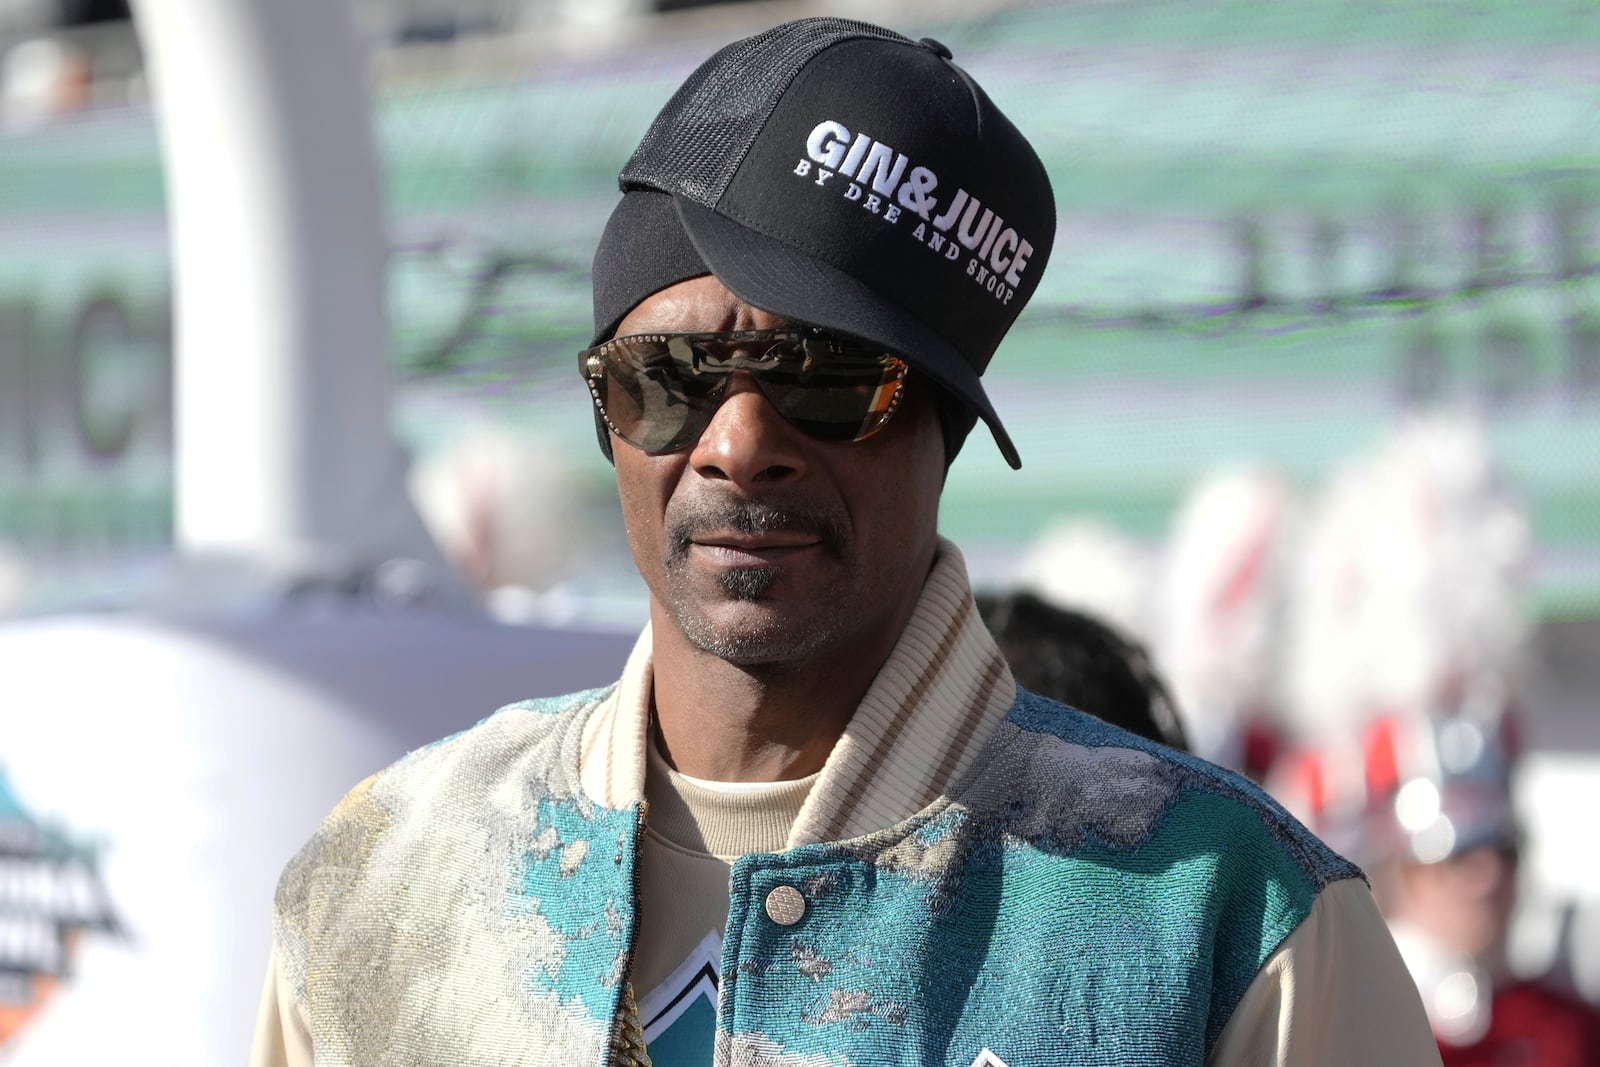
left=591, top=189, right=709, bottom=347
left=588, top=190, right=711, bottom=463
left=588, top=188, right=978, bottom=467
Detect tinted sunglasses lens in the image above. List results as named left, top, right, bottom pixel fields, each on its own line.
left=763, top=355, right=906, bottom=442
left=590, top=340, right=712, bottom=453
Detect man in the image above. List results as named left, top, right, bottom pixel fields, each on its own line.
left=252, top=18, right=1440, bottom=1066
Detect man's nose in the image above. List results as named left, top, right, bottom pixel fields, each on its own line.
left=689, top=373, right=809, bottom=488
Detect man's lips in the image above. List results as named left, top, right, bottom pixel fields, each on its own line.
left=665, top=496, right=847, bottom=570
left=688, top=531, right=823, bottom=565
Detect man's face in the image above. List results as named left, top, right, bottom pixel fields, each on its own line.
left=609, top=275, right=946, bottom=668
left=1398, top=845, right=1519, bottom=967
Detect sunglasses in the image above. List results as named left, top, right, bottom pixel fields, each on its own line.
left=579, top=329, right=910, bottom=455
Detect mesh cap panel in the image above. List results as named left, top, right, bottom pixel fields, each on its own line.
left=620, top=18, right=908, bottom=205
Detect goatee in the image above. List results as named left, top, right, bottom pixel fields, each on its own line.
left=718, top=566, right=779, bottom=601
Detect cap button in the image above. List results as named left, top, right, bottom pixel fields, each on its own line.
left=763, top=885, right=806, bottom=926
left=918, top=37, right=953, bottom=60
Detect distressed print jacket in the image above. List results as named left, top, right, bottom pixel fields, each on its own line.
left=258, top=544, right=1440, bottom=1067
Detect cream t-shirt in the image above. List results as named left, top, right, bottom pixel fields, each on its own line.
left=630, top=739, right=817, bottom=1057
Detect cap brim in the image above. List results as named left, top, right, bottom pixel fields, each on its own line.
left=673, top=197, right=1022, bottom=469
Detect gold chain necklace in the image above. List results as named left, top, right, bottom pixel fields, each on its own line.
left=609, top=980, right=652, bottom=1067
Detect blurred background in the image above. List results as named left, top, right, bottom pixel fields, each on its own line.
left=0, top=0, right=1596, bottom=1062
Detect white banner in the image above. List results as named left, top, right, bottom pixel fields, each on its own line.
left=0, top=610, right=632, bottom=1064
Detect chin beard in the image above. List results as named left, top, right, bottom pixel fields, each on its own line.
left=716, top=565, right=779, bottom=601
left=668, top=572, right=848, bottom=666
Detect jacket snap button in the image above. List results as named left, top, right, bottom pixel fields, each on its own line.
left=764, top=885, right=806, bottom=926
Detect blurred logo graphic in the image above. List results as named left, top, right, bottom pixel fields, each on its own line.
left=0, top=768, right=120, bottom=1052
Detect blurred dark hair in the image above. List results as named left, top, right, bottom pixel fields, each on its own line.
left=976, top=590, right=1188, bottom=751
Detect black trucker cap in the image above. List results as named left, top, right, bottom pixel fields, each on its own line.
left=591, top=18, right=1056, bottom=469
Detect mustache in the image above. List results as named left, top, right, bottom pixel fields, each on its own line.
left=665, top=496, right=848, bottom=564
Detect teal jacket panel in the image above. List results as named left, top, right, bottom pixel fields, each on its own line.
left=715, top=690, right=1359, bottom=1066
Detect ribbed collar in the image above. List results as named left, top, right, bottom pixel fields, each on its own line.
left=643, top=738, right=816, bottom=860
left=579, top=538, right=1017, bottom=847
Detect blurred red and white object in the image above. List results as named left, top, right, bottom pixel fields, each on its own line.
left=407, top=425, right=584, bottom=620
left=0, top=36, right=91, bottom=127
left=1152, top=465, right=1300, bottom=769
left=1009, top=518, right=1156, bottom=646
left=1279, top=414, right=1531, bottom=743
left=1269, top=695, right=1521, bottom=872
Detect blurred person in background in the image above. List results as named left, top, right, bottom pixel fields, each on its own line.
left=252, top=17, right=1436, bottom=1066
left=975, top=589, right=1188, bottom=750
left=1267, top=414, right=1600, bottom=1063
left=1273, top=698, right=1600, bottom=1065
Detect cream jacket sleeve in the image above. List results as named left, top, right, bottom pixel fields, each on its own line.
left=1208, top=877, right=1442, bottom=1066
left=249, top=943, right=314, bottom=1067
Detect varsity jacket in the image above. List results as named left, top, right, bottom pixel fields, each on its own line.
left=254, top=544, right=1440, bottom=1066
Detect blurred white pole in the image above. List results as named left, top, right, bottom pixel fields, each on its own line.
left=131, top=0, right=458, bottom=591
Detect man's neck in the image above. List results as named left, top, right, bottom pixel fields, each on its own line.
left=647, top=603, right=903, bottom=783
